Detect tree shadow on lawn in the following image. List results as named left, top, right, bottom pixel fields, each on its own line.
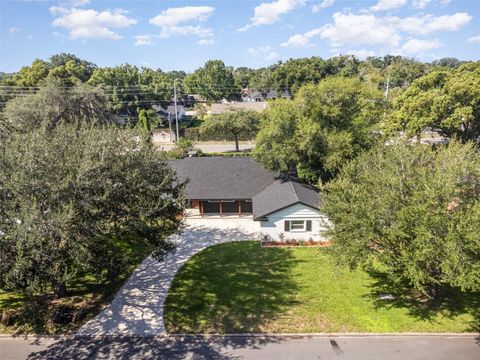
left=164, top=241, right=301, bottom=334
left=365, top=269, right=480, bottom=332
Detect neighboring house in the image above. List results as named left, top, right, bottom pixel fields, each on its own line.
left=241, top=88, right=291, bottom=102
left=209, top=101, right=267, bottom=115
left=112, top=112, right=135, bottom=126
left=266, top=89, right=291, bottom=101
left=169, top=157, right=328, bottom=241
left=152, top=104, right=187, bottom=122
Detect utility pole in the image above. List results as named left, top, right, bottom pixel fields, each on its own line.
left=174, top=78, right=180, bottom=142
left=168, top=112, right=173, bottom=142
left=383, top=76, right=390, bottom=121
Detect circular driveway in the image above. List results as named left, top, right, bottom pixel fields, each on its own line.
left=77, top=218, right=260, bottom=336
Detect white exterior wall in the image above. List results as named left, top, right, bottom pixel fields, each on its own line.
left=258, top=203, right=329, bottom=242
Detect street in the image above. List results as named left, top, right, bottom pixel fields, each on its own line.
left=1, top=334, right=479, bottom=360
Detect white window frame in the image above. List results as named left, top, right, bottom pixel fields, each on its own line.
left=289, top=220, right=306, bottom=232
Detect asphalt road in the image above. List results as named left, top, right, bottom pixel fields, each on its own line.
left=1, top=335, right=479, bottom=360
left=156, top=142, right=255, bottom=153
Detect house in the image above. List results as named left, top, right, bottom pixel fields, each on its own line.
left=209, top=101, right=267, bottom=115
left=241, top=88, right=291, bottom=102
left=152, top=104, right=187, bottom=122
left=169, top=157, right=328, bottom=241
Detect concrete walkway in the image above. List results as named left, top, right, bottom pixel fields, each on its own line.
left=77, top=218, right=260, bottom=336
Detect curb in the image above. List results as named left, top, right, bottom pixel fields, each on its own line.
left=1, top=332, right=479, bottom=339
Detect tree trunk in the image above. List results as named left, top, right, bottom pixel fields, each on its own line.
left=234, top=135, right=239, bottom=152
left=53, top=282, right=68, bottom=298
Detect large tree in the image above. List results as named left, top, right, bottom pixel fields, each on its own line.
left=184, top=60, right=236, bottom=101
left=254, top=76, right=383, bottom=182
left=387, top=62, right=480, bottom=142
left=253, top=100, right=326, bottom=181
left=322, top=141, right=480, bottom=298
left=88, top=64, right=173, bottom=118
left=2, top=79, right=111, bottom=132
left=0, top=121, right=185, bottom=297
left=199, top=109, right=259, bottom=151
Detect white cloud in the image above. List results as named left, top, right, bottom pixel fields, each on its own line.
left=239, top=0, right=305, bottom=32
left=50, top=7, right=137, bottom=40
left=400, top=38, right=442, bottom=54
left=247, top=46, right=279, bottom=61
left=65, top=0, right=90, bottom=6
left=319, top=12, right=401, bottom=47
left=281, top=28, right=323, bottom=48
left=287, top=10, right=472, bottom=52
left=411, top=0, right=431, bottom=9
left=149, top=6, right=214, bottom=27
left=149, top=6, right=214, bottom=40
left=157, top=25, right=213, bottom=39
left=134, top=35, right=153, bottom=46
left=466, top=34, right=480, bottom=44
left=346, top=49, right=376, bottom=59
left=398, top=12, right=472, bottom=35
left=312, top=0, right=335, bottom=13
left=197, top=38, right=215, bottom=45
left=371, top=0, right=408, bottom=12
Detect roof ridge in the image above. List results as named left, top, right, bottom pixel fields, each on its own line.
left=289, top=180, right=299, bottom=201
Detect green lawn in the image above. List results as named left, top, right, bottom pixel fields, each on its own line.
left=164, top=241, right=480, bottom=333
left=0, top=240, right=149, bottom=334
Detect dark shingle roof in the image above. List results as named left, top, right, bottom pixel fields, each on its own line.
left=169, top=157, right=277, bottom=200
left=252, top=177, right=321, bottom=220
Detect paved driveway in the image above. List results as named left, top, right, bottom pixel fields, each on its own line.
left=77, top=218, right=260, bottom=336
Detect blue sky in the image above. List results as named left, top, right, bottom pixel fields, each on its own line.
left=1, top=0, right=479, bottom=72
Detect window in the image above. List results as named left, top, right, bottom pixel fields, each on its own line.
left=284, top=220, right=312, bottom=232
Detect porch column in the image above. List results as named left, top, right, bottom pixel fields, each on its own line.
left=220, top=201, right=223, bottom=217
left=200, top=201, right=204, bottom=218
left=238, top=201, right=241, bottom=217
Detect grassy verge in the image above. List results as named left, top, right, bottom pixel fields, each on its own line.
left=164, top=241, right=480, bottom=333
left=0, top=241, right=149, bottom=335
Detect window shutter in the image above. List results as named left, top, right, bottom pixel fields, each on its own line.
left=284, top=220, right=290, bottom=232
left=306, top=220, right=312, bottom=231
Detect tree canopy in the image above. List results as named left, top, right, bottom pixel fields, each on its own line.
left=199, top=109, right=259, bottom=151
left=387, top=62, right=480, bottom=142
left=184, top=60, right=236, bottom=101
left=2, top=79, right=111, bottom=132
left=322, top=141, right=480, bottom=297
left=0, top=121, right=185, bottom=297
left=254, top=76, right=383, bottom=182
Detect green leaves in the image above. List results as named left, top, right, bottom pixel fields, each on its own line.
left=254, top=77, right=383, bottom=183
left=387, top=63, right=480, bottom=142
left=0, top=121, right=185, bottom=296
left=322, top=141, right=480, bottom=296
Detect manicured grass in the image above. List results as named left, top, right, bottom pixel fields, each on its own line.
left=0, top=240, right=150, bottom=334
left=164, top=241, right=480, bottom=333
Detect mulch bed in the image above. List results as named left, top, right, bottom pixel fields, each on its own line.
left=261, top=240, right=331, bottom=248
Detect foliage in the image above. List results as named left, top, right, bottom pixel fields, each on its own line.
left=184, top=60, right=236, bottom=101
left=322, top=141, right=480, bottom=297
left=165, top=242, right=479, bottom=333
left=254, top=77, right=383, bottom=182
left=167, top=138, right=200, bottom=159
left=0, top=121, right=185, bottom=297
left=0, top=239, right=149, bottom=334
left=254, top=99, right=326, bottom=181
left=88, top=64, right=173, bottom=117
left=387, top=62, right=480, bottom=142
left=8, top=53, right=96, bottom=87
left=136, top=109, right=161, bottom=140
left=2, top=79, right=111, bottom=132
left=199, top=109, right=259, bottom=151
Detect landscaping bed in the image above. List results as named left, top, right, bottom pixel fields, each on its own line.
left=164, top=241, right=479, bottom=334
